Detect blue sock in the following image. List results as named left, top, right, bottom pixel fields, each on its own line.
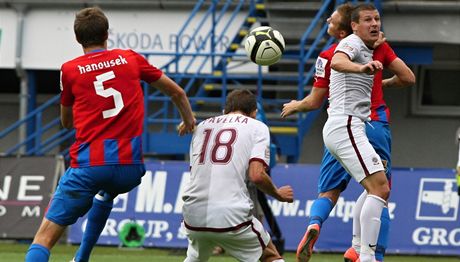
left=309, top=197, right=334, bottom=227
left=375, top=207, right=390, bottom=261
left=75, top=197, right=113, bottom=262
left=25, top=243, right=50, bottom=262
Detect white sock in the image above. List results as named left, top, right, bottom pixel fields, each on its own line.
left=352, top=190, right=367, bottom=253
left=359, top=194, right=385, bottom=262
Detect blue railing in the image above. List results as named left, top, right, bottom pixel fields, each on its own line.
left=0, top=94, right=74, bottom=156
left=1, top=0, right=381, bottom=162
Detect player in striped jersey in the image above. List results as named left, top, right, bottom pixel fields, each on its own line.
left=182, top=89, right=293, bottom=262
left=25, top=7, right=195, bottom=262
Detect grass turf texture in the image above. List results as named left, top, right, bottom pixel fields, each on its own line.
left=3, top=242, right=459, bottom=262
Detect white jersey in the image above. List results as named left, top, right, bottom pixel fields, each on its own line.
left=182, top=113, right=270, bottom=229
left=457, top=127, right=460, bottom=167
left=328, top=34, right=374, bottom=121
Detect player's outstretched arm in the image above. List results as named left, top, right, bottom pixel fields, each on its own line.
left=60, top=105, right=73, bottom=129
left=150, top=75, right=196, bottom=135
left=331, top=52, right=382, bottom=75
left=248, top=161, right=294, bottom=203
left=281, top=87, right=327, bottom=118
left=382, top=57, right=415, bottom=88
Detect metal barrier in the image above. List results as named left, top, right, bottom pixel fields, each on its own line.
left=0, top=0, right=381, bottom=162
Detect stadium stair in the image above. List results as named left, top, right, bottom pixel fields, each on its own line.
left=0, top=0, right=381, bottom=163
left=145, top=0, right=338, bottom=163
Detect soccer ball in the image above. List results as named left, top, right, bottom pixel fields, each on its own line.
left=244, top=26, right=285, bottom=66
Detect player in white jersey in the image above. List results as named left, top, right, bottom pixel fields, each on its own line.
left=456, top=127, right=460, bottom=196
left=323, top=4, right=390, bottom=262
left=182, top=89, right=294, bottom=262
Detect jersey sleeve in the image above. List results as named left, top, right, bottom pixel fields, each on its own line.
left=131, top=50, right=163, bottom=83
left=60, top=65, right=74, bottom=106
left=335, top=36, right=360, bottom=61
left=249, top=122, right=270, bottom=168
left=381, top=42, right=398, bottom=67
left=313, top=50, right=332, bottom=88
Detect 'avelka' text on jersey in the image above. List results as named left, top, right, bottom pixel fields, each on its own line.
left=182, top=113, right=270, bottom=229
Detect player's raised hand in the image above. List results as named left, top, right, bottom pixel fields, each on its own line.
left=178, top=118, right=196, bottom=136
left=281, top=100, right=301, bottom=118
left=360, top=60, right=383, bottom=75
left=373, top=31, right=386, bottom=49
left=276, top=185, right=294, bottom=203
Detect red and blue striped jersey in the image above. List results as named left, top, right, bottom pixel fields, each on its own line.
left=313, top=42, right=397, bottom=123
left=60, top=49, right=162, bottom=167
left=370, top=42, right=397, bottom=123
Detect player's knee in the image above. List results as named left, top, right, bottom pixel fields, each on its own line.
left=380, top=185, right=390, bottom=200
left=365, top=186, right=390, bottom=201
left=319, top=189, right=341, bottom=205
left=372, top=182, right=390, bottom=200
left=260, top=241, right=282, bottom=262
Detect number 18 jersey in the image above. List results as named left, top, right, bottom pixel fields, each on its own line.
left=182, top=113, right=270, bottom=229
left=60, top=49, right=162, bottom=168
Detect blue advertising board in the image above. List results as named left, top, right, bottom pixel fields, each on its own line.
left=68, top=162, right=460, bottom=255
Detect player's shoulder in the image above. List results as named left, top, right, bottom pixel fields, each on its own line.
left=108, top=48, right=141, bottom=58
left=250, top=118, right=269, bottom=134
left=336, top=34, right=362, bottom=54
left=347, top=34, right=361, bottom=41
left=111, top=48, right=135, bottom=54
left=375, top=42, right=393, bottom=52
left=61, top=53, right=86, bottom=70
left=340, top=34, right=362, bottom=47
left=319, top=43, right=338, bottom=59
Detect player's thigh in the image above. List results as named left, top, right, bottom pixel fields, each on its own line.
left=324, top=116, right=384, bottom=183
left=220, top=218, right=271, bottom=262
left=46, top=167, right=98, bottom=226
left=102, top=164, right=146, bottom=196
left=183, top=229, right=214, bottom=262
left=366, top=121, right=392, bottom=178
left=318, top=147, right=352, bottom=194
left=342, top=124, right=384, bottom=183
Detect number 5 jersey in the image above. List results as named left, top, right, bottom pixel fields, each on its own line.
left=60, top=49, right=162, bottom=168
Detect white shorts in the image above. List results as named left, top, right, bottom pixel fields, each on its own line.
left=323, top=115, right=384, bottom=183
left=183, top=217, right=270, bottom=262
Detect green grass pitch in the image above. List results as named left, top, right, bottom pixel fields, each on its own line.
left=3, top=241, right=459, bottom=262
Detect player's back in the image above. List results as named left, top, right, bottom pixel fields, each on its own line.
left=61, top=49, right=162, bottom=167
left=183, top=113, right=270, bottom=229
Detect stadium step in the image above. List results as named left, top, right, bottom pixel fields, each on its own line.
left=202, top=83, right=312, bottom=93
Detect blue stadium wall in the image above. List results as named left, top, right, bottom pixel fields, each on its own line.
left=68, top=161, right=460, bottom=255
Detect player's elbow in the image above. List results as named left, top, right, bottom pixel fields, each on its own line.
left=309, top=99, right=323, bottom=110
left=61, top=119, right=73, bottom=129
left=169, top=87, right=187, bottom=102
left=250, top=174, right=265, bottom=187
left=400, top=72, right=416, bottom=87
left=248, top=167, right=266, bottom=186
